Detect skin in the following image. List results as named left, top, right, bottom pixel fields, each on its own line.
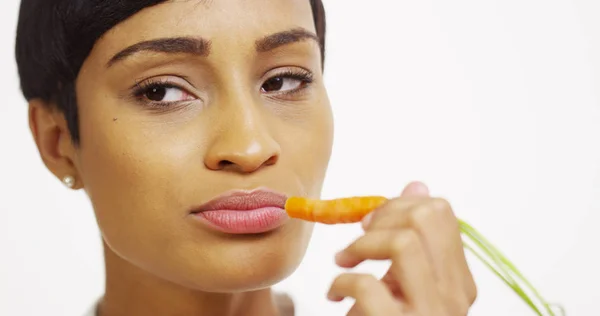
left=26, top=0, right=477, bottom=315
left=329, top=182, right=478, bottom=315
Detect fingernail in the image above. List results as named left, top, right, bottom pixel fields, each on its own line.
left=327, top=292, right=343, bottom=301
left=361, top=213, right=373, bottom=230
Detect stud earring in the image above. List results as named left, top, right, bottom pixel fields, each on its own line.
left=62, top=175, right=75, bottom=189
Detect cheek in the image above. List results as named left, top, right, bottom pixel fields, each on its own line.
left=279, top=95, right=334, bottom=197
left=76, top=100, right=203, bottom=255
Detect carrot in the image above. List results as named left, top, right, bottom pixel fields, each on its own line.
left=284, top=196, right=564, bottom=316
left=285, top=196, right=388, bottom=224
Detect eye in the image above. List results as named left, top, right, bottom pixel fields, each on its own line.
left=260, top=69, right=314, bottom=95
left=261, top=77, right=303, bottom=93
left=143, top=85, right=194, bottom=103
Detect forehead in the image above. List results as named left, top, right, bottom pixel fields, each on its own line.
left=93, top=0, right=315, bottom=62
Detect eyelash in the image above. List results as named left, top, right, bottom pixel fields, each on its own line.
left=131, top=79, right=189, bottom=108
left=130, top=69, right=314, bottom=108
left=266, top=69, right=314, bottom=96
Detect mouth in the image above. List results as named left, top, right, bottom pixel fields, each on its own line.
left=190, top=187, right=289, bottom=234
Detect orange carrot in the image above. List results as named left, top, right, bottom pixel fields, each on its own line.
left=285, top=196, right=388, bottom=224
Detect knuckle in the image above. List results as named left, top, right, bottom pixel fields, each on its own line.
left=431, top=197, right=452, bottom=214
left=411, top=198, right=456, bottom=228
left=455, top=295, right=473, bottom=316
left=466, top=278, right=478, bottom=304
left=440, top=292, right=469, bottom=316
left=445, top=286, right=477, bottom=316
left=390, top=231, right=418, bottom=255
left=411, top=204, right=437, bottom=227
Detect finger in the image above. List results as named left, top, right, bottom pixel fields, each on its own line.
left=346, top=304, right=363, bottom=316
left=361, top=197, right=424, bottom=230
left=363, top=197, right=420, bottom=230
left=346, top=300, right=410, bottom=316
left=334, top=230, right=440, bottom=311
left=347, top=302, right=411, bottom=316
left=367, top=198, right=466, bottom=290
left=370, top=197, right=476, bottom=312
left=407, top=200, right=468, bottom=301
left=327, top=273, right=401, bottom=315
left=400, top=181, right=430, bottom=197
left=335, top=230, right=412, bottom=268
left=366, top=197, right=457, bottom=234
left=361, top=182, right=429, bottom=229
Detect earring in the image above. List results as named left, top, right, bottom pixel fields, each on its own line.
left=62, top=175, right=76, bottom=189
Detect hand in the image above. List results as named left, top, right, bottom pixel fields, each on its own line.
left=327, top=182, right=477, bottom=316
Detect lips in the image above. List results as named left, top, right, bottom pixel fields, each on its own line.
left=190, top=188, right=289, bottom=234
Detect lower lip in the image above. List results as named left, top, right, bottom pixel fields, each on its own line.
left=192, top=207, right=288, bottom=234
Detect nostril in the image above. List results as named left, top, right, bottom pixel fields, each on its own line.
left=264, top=155, right=278, bottom=166
left=218, top=160, right=234, bottom=169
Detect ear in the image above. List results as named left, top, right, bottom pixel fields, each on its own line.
left=29, top=99, right=81, bottom=189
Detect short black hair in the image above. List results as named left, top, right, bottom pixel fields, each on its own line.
left=15, top=0, right=326, bottom=145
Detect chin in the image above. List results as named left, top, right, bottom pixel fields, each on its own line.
left=157, top=221, right=315, bottom=293
left=196, top=263, right=300, bottom=293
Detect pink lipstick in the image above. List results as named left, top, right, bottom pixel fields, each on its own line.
left=191, top=188, right=289, bottom=234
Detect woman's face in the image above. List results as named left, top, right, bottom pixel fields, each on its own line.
left=72, top=0, right=333, bottom=292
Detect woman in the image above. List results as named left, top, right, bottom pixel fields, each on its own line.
left=15, top=0, right=477, bottom=315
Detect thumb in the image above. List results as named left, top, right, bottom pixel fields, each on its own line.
left=400, top=181, right=430, bottom=197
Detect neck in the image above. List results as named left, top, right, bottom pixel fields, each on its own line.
left=98, top=243, right=282, bottom=316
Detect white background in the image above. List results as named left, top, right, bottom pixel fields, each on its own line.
left=1, top=0, right=599, bottom=315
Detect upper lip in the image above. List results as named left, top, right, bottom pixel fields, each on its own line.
left=191, top=188, right=288, bottom=213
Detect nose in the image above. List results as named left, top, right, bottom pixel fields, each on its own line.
left=204, top=111, right=281, bottom=174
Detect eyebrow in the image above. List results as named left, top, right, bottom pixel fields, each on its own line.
left=107, top=37, right=211, bottom=67
left=255, top=28, right=319, bottom=52
left=107, top=28, right=319, bottom=68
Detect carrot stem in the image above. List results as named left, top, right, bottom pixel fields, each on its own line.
left=459, top=220, right=558, bottom=315
left=460, top=222, right=548, bottom=315
left=462, top=242, right=543, bottom=315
